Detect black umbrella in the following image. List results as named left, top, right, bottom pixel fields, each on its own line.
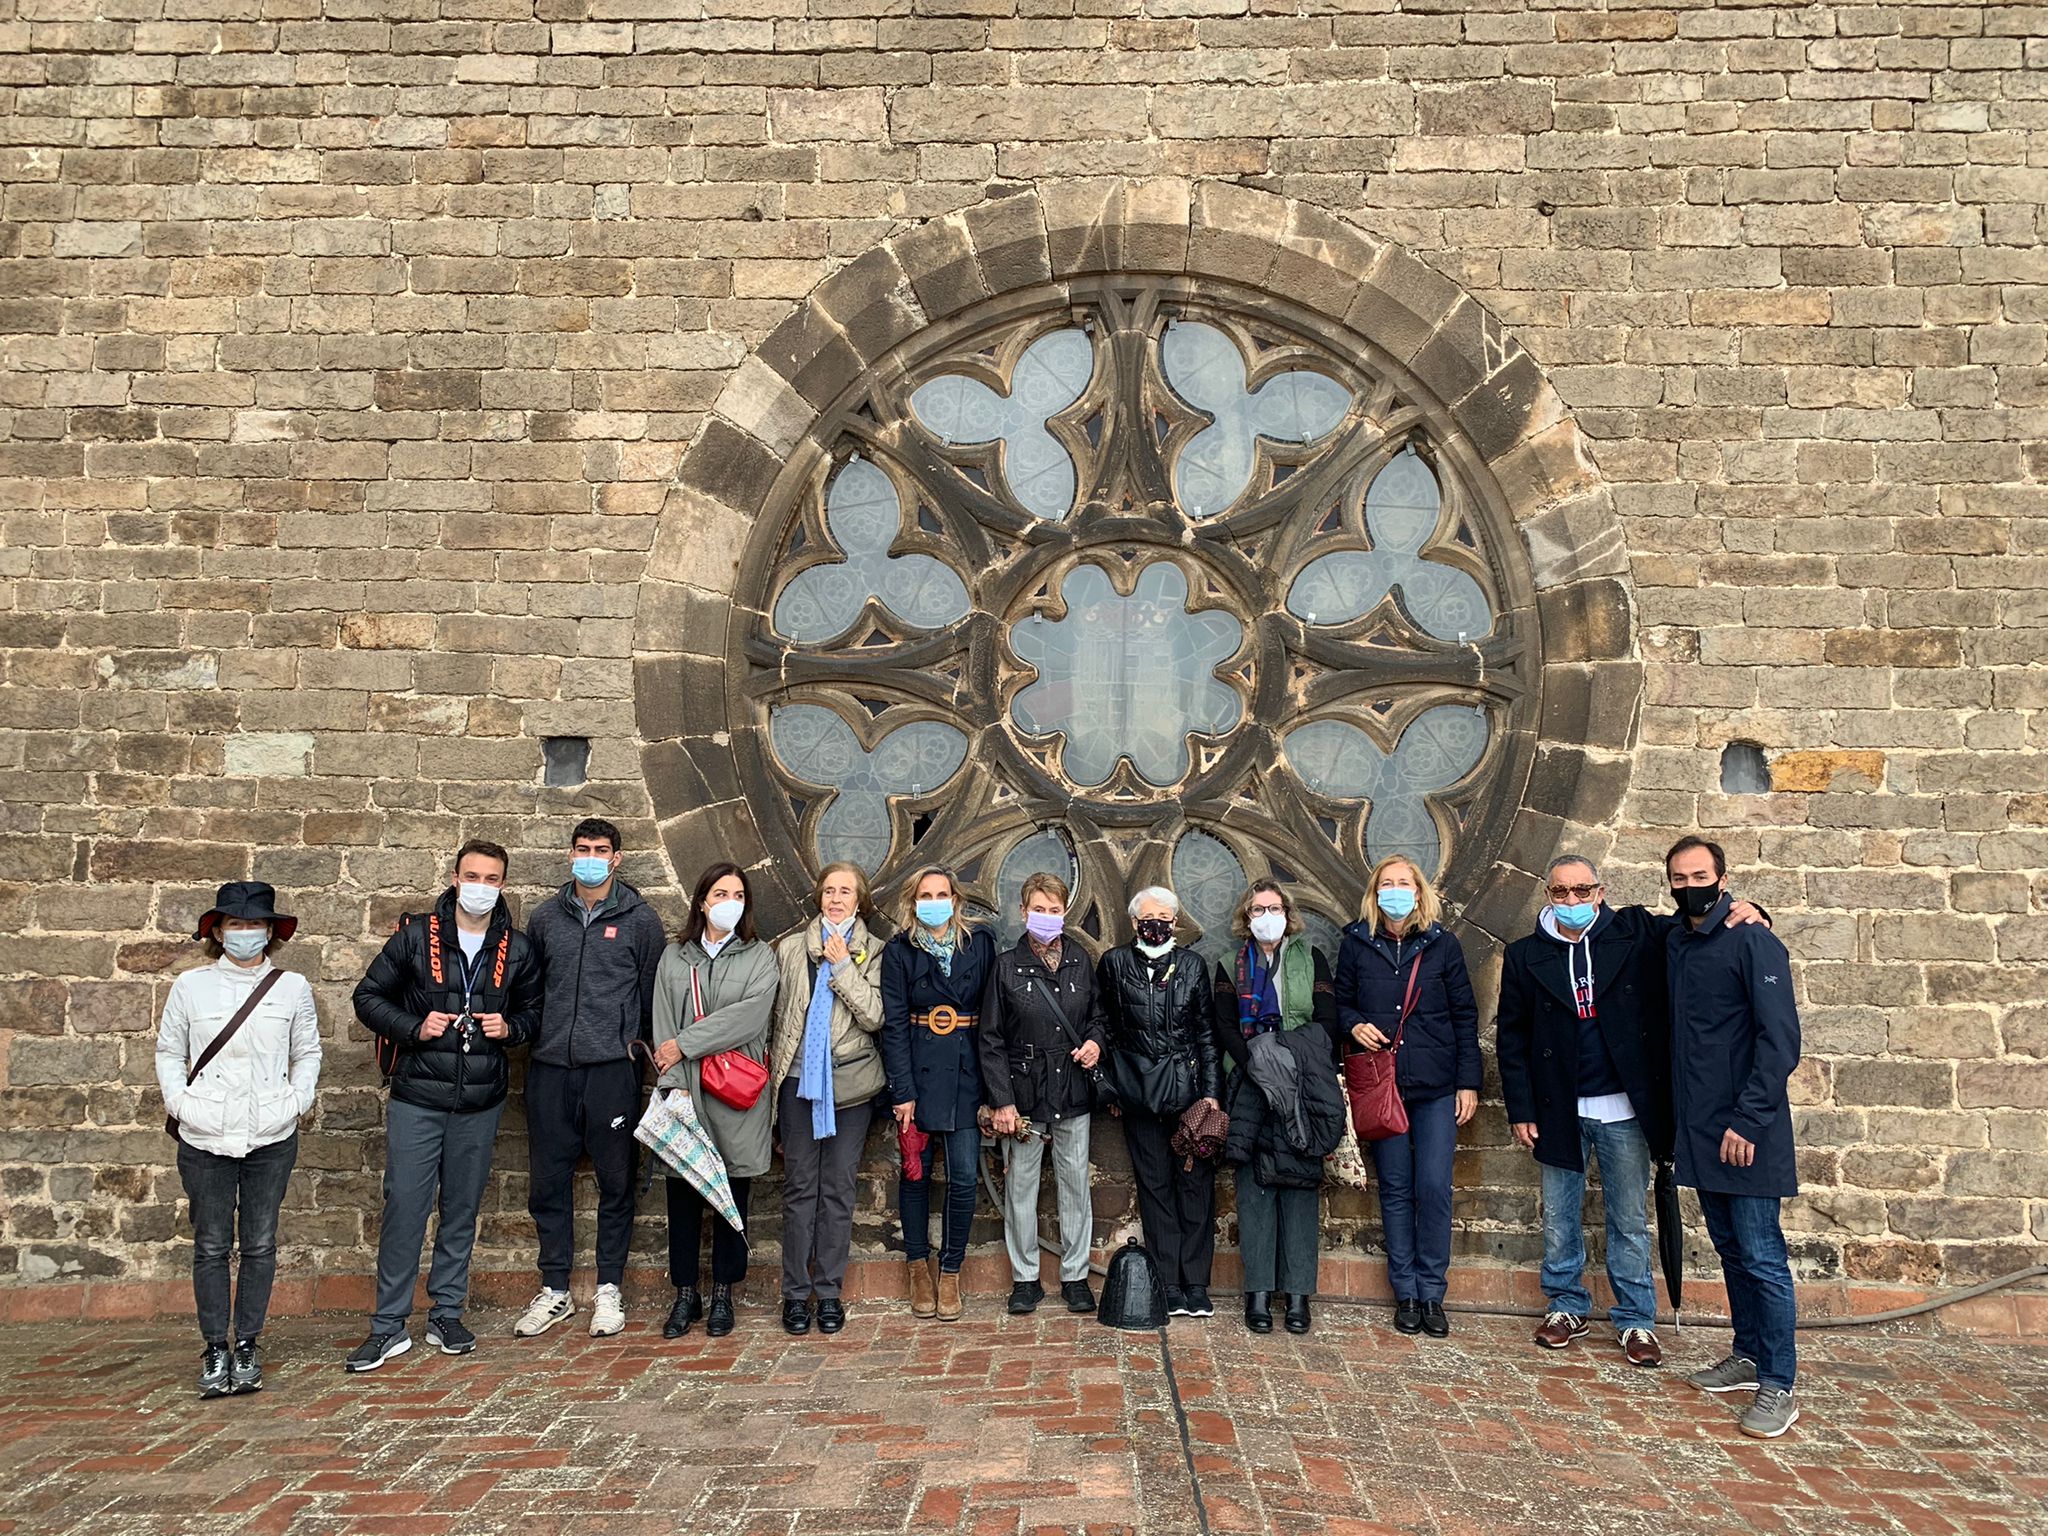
left=1653, top=1161, right=1684, bottom=1314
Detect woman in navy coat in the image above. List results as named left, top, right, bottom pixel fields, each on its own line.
left=1334, top=854, right=1479, bottom=1339
left=881, top=866, right=994, bottom=1323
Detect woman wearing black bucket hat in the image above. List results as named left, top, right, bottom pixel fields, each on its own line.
left=155, top=881, right=322, bottom=1399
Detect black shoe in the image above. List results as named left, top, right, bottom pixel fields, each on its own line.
left=1244, top=1291, right=1273, bottom=1334
left=344, top=1331, right=411, bottom=1374
left=199, top=1342, right=233, bottom=1398
left=663, top=1287, right=702, bottom=1339
left=1393, top=1299, right=1423, bottom=1335
left=1420, top=1300, right=1450, bottom=1338
left=230, top=1338, right=264, bottom=1393
left=1285, top=1295, right=1311, bottom=1335
left=816, top=1298, right=846, bottom=1334
left=706, top=1283, right=735, bottom=1338
left=781, top=1299, right=812, bottom=1336
left=1184, top=1286, right=1213, bottom=1318
left=1163, top=1285, right=1189, bottom=1317
left=1007, top=1280, right=1044, bottom=1316
left=426, top=1318, right=476, bottom=1355
left=1061, top=1280, right=1097, bottom=1314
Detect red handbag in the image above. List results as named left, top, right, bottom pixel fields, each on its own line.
left=1343, top=958, right=1421, bottom=1142
left=690, top=966, right=769, bottom=1112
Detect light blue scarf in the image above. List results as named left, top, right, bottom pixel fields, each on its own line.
left=798, top=918, right=852, bottom=1139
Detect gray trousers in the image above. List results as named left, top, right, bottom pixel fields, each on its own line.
left=1003, top=1112, right=1093, bottom=1284
left=1235, top=1169, right=1321, bottom=1296
left=778, top=1077, right=875, bottom=1301
left=371, top=1096, right=504, bottom=1334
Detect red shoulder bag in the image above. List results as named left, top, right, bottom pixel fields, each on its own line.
left=691, top=965, right=769, bottom=1112
left=1343, top=957, right=1421, bottom=1142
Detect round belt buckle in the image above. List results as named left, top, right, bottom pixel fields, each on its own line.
left=927, top=1005, right=960, bottom=1036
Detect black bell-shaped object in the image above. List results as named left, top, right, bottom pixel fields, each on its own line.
left=1098, top=1236, right=1168, bottom=1330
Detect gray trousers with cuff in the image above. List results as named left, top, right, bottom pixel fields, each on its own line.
left=1002, top=1112, right=1093, bottom=1284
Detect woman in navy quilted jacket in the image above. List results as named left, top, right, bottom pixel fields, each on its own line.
left=1334, top=855, right=1479, bottom=1339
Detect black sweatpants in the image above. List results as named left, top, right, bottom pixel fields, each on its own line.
left=1122, top=1110, right=1216, bottom=1290
left=525, top=1058, right=640, bottom=1289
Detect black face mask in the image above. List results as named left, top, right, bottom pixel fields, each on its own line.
left=1672, top=883, right=1722, bottom=919
left=1135, top=917, right=1175, bottom=949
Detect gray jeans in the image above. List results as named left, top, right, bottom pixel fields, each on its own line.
left=778, top=1077, right=874, bottom=1301
left=1234, top=1169, right=1321, bottom=1296
left=1002, top=1113, right=1093, bottom=1284
left=178, top=1130, right=298, bottom=1346
left=371, top=1096, right=504, bottom=1334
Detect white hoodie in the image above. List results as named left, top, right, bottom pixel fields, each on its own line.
left=155, top=957, right=322, bottom=1158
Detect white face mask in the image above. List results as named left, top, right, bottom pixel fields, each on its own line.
left=456, top=881, right=499, bottom=917
left=222, top=928, right=269, bottom=961
left=707, top=898, right=745, bottom=935
left=1248, top=911, right=1287, bottom=945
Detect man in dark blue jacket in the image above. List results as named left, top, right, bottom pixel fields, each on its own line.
left=1497, top=855, right=1766, bottom=1368
left=1666, top=836, right=1803, bottom=1440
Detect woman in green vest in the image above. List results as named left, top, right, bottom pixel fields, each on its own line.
left=1210, top=879, right=1343, bottom=1335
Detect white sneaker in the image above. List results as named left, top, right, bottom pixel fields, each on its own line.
left=589, top=1283, right=625, bottom=1337
left=512, top=1288, right=575, bottom=1338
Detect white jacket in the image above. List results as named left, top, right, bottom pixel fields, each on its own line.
left=155, top=957, right=322, bottom=1158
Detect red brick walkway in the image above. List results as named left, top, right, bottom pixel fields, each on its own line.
left=0, top=1299, right=2042, bottom=1535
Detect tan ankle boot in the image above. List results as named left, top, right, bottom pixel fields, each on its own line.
left=908, top=1256, right=938, bottom=1318
left=936, top=1268, right=962, bottom=1322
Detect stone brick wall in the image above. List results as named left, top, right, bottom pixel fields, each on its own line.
left=2, top=0, right=2044, bottom=1299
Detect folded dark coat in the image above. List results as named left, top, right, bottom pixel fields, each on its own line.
left=1223, top=1026, right=1345, bottom=1189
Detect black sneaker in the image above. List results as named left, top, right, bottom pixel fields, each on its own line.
left=1393, top=1299, right=1423, bottom=1335
left=1007, top=1280, right=1044, bottom=1316
left=426, top=1318, right=476, bottom=1355
left=230, top=1338, right=263, bottom=1394
left=1163, top=1285, right=1190, bottom=1317
left=1061, top=1280, right=1096, bottom=1314
left=1184, top=1287, right=1214, bottom=1318
left=198, top=1343, right=233, bottom=1398
left=345, top=1331, right=412, bottom=1373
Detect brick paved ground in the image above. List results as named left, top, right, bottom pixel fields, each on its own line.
left=0, top=1299, right=2042, bottom=1536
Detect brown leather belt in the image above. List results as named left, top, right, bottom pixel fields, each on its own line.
left=914, top=1006, right=977, bottom=1036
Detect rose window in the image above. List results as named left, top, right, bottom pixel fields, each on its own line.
left=733, top=276, right=1540, bottom=958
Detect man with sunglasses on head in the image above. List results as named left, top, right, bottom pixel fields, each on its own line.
left=1496, top=853, right=1766, bottom=1372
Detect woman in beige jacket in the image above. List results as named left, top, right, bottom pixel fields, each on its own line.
left=770, top=860, right=888, bottom=1336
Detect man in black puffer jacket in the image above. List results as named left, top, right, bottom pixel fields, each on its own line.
left=347, top=839, right=542, bottom=1371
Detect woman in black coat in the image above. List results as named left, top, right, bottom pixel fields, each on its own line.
left=1097, top=885, right=1222, bottom=1318
left=1334, top=855, right=1479, bottom=1339
left=881, top=866, right=994, bottom=1323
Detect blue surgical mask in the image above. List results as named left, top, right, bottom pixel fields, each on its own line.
left=915, top=897, right=954, bottom=929
left=571, top=856, right=612, bottom=888
left=1377, top=887, right=1417, bottom=921
left=1553, top=901, right=1597, bottom=931
left=222, top=928, right=269, bottom=961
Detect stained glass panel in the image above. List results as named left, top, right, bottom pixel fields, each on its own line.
left=773, top=457, right=971, bottom=642
left=769, top=703, right=969, bottom=874
left=1161, top=321, right=1349, bottom=519
left=910, top=328, right=1094, bottom=520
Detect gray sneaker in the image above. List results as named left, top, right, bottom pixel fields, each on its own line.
left=1739, top=1386, right=1799, bottom=1439
left=1687, top=1353, right=1759, bottom=1394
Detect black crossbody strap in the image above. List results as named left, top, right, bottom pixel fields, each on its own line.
left=187, top=968, right=286, bottom=1088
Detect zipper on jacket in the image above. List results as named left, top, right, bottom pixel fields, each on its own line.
left=569, top=911, right=589, bottom=1069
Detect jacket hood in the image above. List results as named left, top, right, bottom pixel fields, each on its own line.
left=555, top=877, right=643, bottom=918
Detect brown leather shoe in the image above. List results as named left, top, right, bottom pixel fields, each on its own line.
left=1621, top=1327, right=1663, bottom=1367
left=908, top=1257, right=938, bottom=1319
left=1533, top=1310, right=1588, bottom=1349
left=935, top=1268, right=963, bottom=1322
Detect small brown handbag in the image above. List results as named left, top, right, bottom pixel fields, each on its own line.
left=1343, top=958, right=1421, bottom=1143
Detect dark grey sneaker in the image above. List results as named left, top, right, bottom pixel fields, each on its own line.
left=1740, top=1386, right=1799, bottom=1439
left=198, top=1343, right=233, bottom=1399
left=345, top=1331, right=412, bottom=1374
left=426, top=1318, right=476, bottom=1355
left=230, top=1339, right=263, bottom=1394
left=1687, top=1353, right=1760, bottom=1394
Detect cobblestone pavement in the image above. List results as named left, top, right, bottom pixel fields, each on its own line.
left=0, top=1298, right=2042, bottom=1536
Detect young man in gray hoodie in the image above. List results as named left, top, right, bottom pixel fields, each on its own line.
left=513, top=817, right=666, bottom=1339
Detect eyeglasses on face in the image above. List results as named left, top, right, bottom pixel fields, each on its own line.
left=1545, top=883, right=1602, bottom=902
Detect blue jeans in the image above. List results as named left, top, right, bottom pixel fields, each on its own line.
left=1539, top=1115, right=1657, bottom=1333
left=1369, top=1093, right=1457, bottom=1303
left=1697, top=1190, right=1797, bottom=1390
left=900, top=1126, right=979, bottom=1273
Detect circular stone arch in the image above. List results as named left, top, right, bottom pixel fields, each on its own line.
left=634, top=178, right=1641, bottom=953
